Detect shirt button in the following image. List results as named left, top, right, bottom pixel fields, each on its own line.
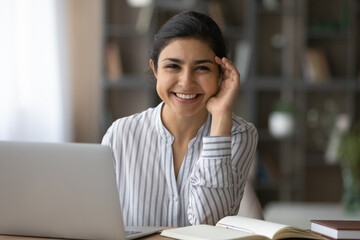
left=173, top=196, right=178, bottom=202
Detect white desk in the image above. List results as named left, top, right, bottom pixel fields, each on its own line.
left=264, top=201, right=360, bottom=229
left=0, top=232, right=168, bottom=240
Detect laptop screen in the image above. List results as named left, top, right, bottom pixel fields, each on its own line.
left=0, top=141, right=126, bottom=240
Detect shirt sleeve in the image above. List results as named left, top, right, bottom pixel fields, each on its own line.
left=101, top=126, right=112, bottom=146
left=101, top=123, right=119, bottom=168
left=188, top=123, right=258, bottom=225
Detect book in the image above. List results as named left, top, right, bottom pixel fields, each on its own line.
left=106, top=41, right=123, bottom=82
left=207, top=1, right=226, bottom=30
left=161, top=216, right=327, bottom=240
left=311, top=220, right=360, bottom=240
left=234, top=40, right=252, bottom=84
left=303, top=48, right=331, bottom=83
left=136, top=6, right=154, bottom=34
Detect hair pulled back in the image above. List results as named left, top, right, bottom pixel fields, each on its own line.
left=150, top=11, right=227, bottom=71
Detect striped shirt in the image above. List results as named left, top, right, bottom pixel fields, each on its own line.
left=101, top=102, right=258, bottom=227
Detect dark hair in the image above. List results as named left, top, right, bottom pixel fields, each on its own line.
left=150, top=11, right=227, bottom=71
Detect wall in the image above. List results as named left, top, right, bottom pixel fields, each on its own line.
left=66, top=0, right=104, bottom=143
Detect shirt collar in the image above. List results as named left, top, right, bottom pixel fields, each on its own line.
left=154, top=102, right=211, bottom=144
left=155, top=102, right=173, bottom=141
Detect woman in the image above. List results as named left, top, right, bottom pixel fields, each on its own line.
left=102, top=11, right=258, bottom=227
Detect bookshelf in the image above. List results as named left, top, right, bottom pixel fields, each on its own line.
left=247, top=0, right=360, bottom=205
left=102, top=0, right=360, bottom=207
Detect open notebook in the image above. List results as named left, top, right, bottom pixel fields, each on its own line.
left=0, top=141, right=161, bottom=240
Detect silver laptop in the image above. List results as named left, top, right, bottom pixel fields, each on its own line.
left=0, top=141, right=161, bottom=240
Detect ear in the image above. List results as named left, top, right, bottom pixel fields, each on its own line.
left=149, top=59, right=157, bottom=78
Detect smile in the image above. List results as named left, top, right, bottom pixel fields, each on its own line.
left=175, top=93, right=198, bottom=99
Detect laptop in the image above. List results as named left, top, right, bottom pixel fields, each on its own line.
left=0, top=141, right=161, bottom=240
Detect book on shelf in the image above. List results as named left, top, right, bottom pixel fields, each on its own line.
left=106, top=41, right=123, bottom=82
left=311, top=220, right=360, bottom=240
left=234, top=40, right=252, bottom=84
left=161, top=216, right=327, bottom=240
left=303, top=48, right=331, bottom=83
left=207, top=0, right=226, bottom=30
left=136, top=5, right=154, bottom=34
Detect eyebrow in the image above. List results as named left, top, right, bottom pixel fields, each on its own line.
left=162, top=58, right=215, bottom=65
left=196, top=59, right=215, bottom=65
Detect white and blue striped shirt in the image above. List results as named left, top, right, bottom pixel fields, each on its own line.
left=102, top=102, right=257, bottom=227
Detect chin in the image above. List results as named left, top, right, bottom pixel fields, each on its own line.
left=173, top=105, right=208, bottom=119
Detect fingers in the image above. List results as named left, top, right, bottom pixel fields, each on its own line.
left=215, top=56, right=225, bottom=67
left=215, top=56, right=240, bottom=83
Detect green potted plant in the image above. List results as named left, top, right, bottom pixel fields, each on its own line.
left=338, top=122, right=360, bottom=213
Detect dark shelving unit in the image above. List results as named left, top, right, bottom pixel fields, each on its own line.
left=102, top=0, right=360, bottom=207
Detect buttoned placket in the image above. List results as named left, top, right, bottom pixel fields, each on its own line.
left=166, top=137, right=181, bottom=226
left=156, top=103, right=212, bottom=226
left=159, top=129, right=181, bottom=226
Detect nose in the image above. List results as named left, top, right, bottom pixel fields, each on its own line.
left=178, top=67, right=195, bottom=88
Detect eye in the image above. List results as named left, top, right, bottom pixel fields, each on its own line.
left=165, top=64, right=180, bottom=70
left=196, top=65, right=210, bottom=71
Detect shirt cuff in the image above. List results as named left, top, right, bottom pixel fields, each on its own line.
left=201, top=136, right=232, bottom=159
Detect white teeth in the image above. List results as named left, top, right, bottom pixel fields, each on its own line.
left=176, top=93, right=197, bottom=99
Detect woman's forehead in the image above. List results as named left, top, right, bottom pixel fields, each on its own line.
left=159, top=38, right=215, bottom=61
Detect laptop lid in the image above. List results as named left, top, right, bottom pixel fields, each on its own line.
left=0, top=141, right=126, bottom=240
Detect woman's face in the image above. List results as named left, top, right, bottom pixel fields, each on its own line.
left=150, top=38, right=220, bottom=119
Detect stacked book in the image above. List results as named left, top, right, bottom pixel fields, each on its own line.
left=311, top=220, right=360, bottom=240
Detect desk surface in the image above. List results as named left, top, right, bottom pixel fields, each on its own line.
left=0, top=231, right=169, bottom=240
left=264, top=202, right=360, bottom=229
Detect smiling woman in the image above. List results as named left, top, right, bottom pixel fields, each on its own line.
left=151, top=38, right=219, bottom=121
left=102, top=11, right=258, bottom=227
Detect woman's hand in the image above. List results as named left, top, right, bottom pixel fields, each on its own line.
left=207, top=57, right=240, bottom=136
left=207, top=56, right=240, bottom=115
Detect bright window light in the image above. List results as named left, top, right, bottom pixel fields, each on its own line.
left=0, top=0, right=71, bottom=142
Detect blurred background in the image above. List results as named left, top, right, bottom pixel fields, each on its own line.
left=1, top=0, right=359, bottom=226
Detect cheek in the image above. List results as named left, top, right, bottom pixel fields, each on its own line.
left=205, top=69, right=221, bottom=94
left=155, top=74, right=173, bottom=96
left=203, top=76, right=220, bottom=95
left=155, top=79, right=165, bottom=98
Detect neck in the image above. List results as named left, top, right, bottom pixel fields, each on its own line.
left=161, top=105, right=208, bottom=143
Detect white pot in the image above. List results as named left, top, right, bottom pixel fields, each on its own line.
left=269, top=112, right=294, bottom=139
